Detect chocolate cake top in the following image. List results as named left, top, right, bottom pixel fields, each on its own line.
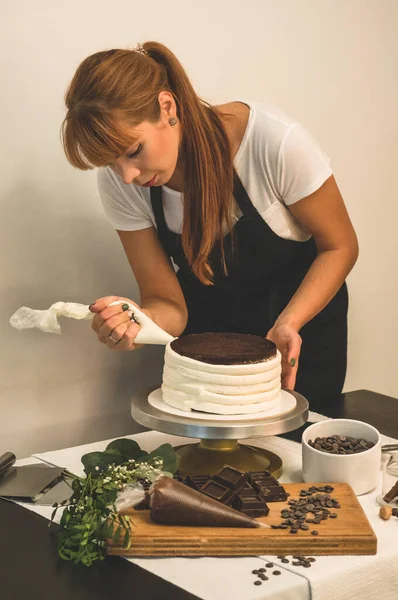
left=170, top=333, right=277, bottom=365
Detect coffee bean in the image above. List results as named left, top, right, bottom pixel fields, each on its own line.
left=281, top=558, right=290, bottom=563
left=308, top=435, right=375, bottom=454
left=266, top=563, right=274, bottom=568
left=252, top=569, right=259, bottom=574
left=254, top=580, right=262, bottom=585
left=259, top=568, right=266, bottom=573
left=273, top=570, right=281, bottom=575
left=311, top=530, right=319, bottom=535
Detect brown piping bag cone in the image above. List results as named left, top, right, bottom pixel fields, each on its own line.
left=149, top=477, right=265, bottom=528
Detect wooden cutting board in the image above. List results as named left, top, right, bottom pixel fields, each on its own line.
left=107, top=483, right=377, bottom=557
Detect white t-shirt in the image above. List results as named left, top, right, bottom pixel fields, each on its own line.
left=97, top=101, right=332, bottom=242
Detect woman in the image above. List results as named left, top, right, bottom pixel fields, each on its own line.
left=62, top=41, right=358, bottom=412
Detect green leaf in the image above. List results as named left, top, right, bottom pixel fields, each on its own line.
left=106, top=439, right=144, bottom=460
left=113, top=526, right=122, bottom=543
left=141, top=443, right=179, bottom=474
left=72, top=479, right=82, bottom=492
left=81, top=450, right=125, bottom=475
left=123, top=529, right=130, bottom=548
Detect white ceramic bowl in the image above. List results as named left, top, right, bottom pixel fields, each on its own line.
left=302, top=419, right=382, bottom=495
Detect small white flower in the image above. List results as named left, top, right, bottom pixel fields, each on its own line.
left=95, top=466, right=100, bottom=471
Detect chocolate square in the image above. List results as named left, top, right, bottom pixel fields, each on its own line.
left=248, top=470, right=272, bottom=479
left=241, top=481, right=253, bottom=489
left=213, top=465, right=247, bottom=491
left=232, top=493, right=269, bottom=512
left=200, top=480, right=233, bottom=503
left=249, top=473, right=279, bottom=487
left=184, top=475, right=210, bottom=490
left=241, top=507, right=270, bottom=518
left=257, top=485, right=287, bottom=502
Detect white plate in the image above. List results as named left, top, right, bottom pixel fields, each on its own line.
left=148, top=388, right=296, bottom=421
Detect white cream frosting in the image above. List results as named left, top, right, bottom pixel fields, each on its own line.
left=162, top=343, right=282, bottom=415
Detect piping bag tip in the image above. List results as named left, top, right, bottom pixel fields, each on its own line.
left=256, top=521, right=271, bottom=528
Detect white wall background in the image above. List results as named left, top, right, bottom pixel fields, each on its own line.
left=1, top=0, right=397, bottom=458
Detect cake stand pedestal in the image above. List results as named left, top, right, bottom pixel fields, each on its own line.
left=131, top=387, right=308, bottom=478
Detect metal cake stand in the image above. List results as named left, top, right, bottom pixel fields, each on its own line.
left=131, top=387, right=308, bottom=478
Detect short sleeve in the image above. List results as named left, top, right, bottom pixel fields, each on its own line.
left=97, top=167, right=154, bottom=231
left=277, top=123, right=333, bottom=205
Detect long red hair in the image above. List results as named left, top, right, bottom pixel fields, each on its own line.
left=61, top=42, right=234, bottom=285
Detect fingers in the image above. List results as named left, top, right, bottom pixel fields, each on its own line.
left=100, top=320, right=141, bottom=351
left=281, top=358, right=299, bottom=390
left=89, top=296, right=120, bottom=313
left=91, top=302, right=136, bottom=334
left=97, top=310, right=132, bottom=338
left=266, top=323, right=302, bottom=391
left=281, top=338, right=301, bottom=390
left=89, top=296, right=142, bottom=352
left=89, top=296, right=139, bottom=313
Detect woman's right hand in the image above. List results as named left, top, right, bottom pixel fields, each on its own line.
left=89, top=296, right=146, bottom=351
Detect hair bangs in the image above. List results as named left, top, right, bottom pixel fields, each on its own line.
left=62, top=110, right=138, bottom=170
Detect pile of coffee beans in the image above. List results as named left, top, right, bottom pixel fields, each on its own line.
left=251, top=555, right=318, bottom=584
left=308, top=435, right=374, bottom=454
left=251, top=563, right=281, bottom=585
left=277, top=555, right=317, bottom=568
left=270, top=485, right=340, bottom=535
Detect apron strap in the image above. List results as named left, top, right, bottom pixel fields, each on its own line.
left=233, top=170, right=261, bottom=219
left=150, top=185, right=168, bottom=237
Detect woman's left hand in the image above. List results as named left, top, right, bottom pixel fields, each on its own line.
left=266, top=323, right=302, bottom=390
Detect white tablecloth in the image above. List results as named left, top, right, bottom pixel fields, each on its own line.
left=13, top=412, right=398, bottom=600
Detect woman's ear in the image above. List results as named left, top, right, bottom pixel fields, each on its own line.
left=158, top=90, right=176, bottom=120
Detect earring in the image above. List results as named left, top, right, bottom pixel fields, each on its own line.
left=168, top=117, right=177, bottom=126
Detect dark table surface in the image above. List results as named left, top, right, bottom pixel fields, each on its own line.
left=1, top=389, right=397, bottom=600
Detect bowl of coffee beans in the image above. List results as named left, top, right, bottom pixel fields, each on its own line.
left=302, top=419, right=381, bottom=495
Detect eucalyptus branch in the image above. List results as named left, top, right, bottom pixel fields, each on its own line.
left=49, top=440, right=178, bottom=566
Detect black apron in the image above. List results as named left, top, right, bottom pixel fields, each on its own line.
left=150, top=173, right=348, bottom=412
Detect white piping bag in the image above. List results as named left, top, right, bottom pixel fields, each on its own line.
left=9, top=300, right=175, bottom=345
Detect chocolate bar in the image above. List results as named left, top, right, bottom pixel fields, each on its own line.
left=232, top=493, right=270, bottom=517
left=136, top=467, right=287, bottom=516
left=248, top=472, right=279, bottom=486
left=184, top=475, right=210, bottom=490
left=254, top=484, right=287, bottom=502
left=383, top=480, right=398, bottom=504
left=213, top=465, right=247, bottom=491
left=248, top=470, right=273, bottom=479
left=200, top=480, right=233, bottom=503
left=248, top=470, right=287, bottom=501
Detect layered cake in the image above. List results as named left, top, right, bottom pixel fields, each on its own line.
left=162, top=332, right=282, bottom=415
